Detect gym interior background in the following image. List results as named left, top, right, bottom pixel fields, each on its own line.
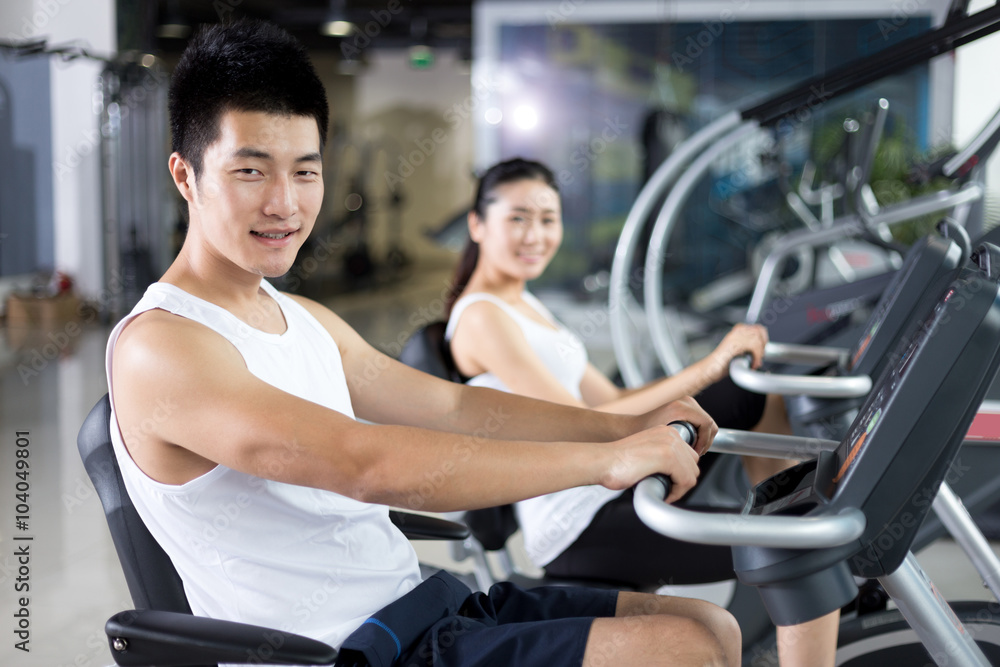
left=1, top=0, right=1000, bottom=665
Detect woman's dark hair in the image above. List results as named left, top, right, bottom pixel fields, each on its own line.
left=445, top=158, right=559, bottom=316
left=169, top=19, right=330, bottom=179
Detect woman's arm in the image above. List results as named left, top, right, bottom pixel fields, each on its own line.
left=451, top=299, right=767, bottom=422
left=449, top=299, right=591, bottom=407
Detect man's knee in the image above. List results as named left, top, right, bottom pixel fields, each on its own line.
left=584, top=614, right=730, bottom=666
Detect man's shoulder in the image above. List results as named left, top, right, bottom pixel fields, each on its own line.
left=114, top=308, right=233, bottom=367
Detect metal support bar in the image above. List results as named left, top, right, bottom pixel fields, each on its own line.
left=932, top=482, right=1000, bottom=602
left=878, top=553, right=991, bottom=667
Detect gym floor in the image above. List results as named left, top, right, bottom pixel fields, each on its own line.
left=1, top=265, right=997, bottom=667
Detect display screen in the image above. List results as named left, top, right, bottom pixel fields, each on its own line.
left=833, top=289, right=949, bottom=485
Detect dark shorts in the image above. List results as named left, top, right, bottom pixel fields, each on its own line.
left=338, top=570, right=618, bottom=667
left=544, top=378, right=766, bottom=588
left=544, top=487, right=736, bottom=587
left=694, top=375, right=767, bottom=431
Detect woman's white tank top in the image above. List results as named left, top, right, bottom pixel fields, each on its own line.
left=445, top=291, right=621, bottom=566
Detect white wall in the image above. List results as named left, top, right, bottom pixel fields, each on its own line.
left=44, top=0, right=115, bottom=300
left=350, top=49, right=477, bottom=263
left=0, top=1, right=113, bottom=302
left=953, top=0, right=1000, bottom=230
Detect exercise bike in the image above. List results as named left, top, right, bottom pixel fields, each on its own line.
left=636, top=245, right=1000, bottom=664
left=611, top=3, right=1000, bottom=384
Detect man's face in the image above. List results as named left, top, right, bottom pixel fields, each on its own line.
left=182, top=110, right=324, bottom=278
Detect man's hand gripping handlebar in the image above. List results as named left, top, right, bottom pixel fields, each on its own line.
left=647, top=422, right=698, bottom=502
left=600, top=400, right=711, bottom=505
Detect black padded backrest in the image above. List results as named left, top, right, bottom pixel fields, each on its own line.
left=462, top=505, right=520, bottom=552
left=77, top=394, right=192, bottom=615
left=398, top=321, right=466, bottom=383
left=398, top=324, right=517, bottom=549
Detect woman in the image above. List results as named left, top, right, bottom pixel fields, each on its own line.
left=444, top=157, right=838, bottom=666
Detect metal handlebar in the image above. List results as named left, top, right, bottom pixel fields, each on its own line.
left=649, top=422, right=698, bottom=498
left=634, top=476, right=866, bottom=548
left=760, top=342, right=850, bottom=366
left=609, top=111, right=744, bottom=387
left=710, top=428, right=840, bottom=461
left=973, top=242, right=1000, bottom=281
left=729, top=356, right=872, bottom=398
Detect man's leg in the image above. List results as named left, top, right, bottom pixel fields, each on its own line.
left=583, top=592, right=740, bottom=667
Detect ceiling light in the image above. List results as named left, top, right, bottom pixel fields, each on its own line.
left=513, top=105, right=539, bottom=131
left=321, top=20, right=354, bottom=37
left=321, top=0, right=355, bottom=37
left=156, top=0, right=191, bottom=39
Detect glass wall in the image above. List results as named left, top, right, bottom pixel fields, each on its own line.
left=476, top=4, right=942, bottom=293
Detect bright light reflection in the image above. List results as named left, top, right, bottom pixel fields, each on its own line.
left=512, top=105, right=538, bottom=130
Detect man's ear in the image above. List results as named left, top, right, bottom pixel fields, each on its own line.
left=467, top=211, right=484, bottom=243
left=168, top=152, right=196, bottom=204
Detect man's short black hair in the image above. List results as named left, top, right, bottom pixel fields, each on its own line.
left=169, top=19, right=330, bottom=177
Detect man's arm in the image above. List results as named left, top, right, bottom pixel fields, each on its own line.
left=112, top=308, right=704, bottom=512
left=292, top=294, right=716, bottom=451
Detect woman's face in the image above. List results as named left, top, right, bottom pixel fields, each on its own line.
left=470, top=178, right=563, bottom=282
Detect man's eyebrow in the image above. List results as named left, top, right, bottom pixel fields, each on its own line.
left=231, top=147, right=271, bottom=160
left=229, top=148, right=322, bottom=163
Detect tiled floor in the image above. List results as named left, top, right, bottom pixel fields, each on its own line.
left=1, top=264, right=999, bottom=666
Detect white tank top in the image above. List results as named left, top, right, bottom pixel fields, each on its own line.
left=105, top=280, right=422, bottom=651
left=445, top=291, right=621, bottom=566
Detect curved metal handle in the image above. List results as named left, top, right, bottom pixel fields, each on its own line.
left=943, top=103, right=1000, bottom=178
left=644, top=120, right=762, bottom=376
left=634, top=477, right=866, bottom=548
left=851, top=99, right=890, bottom=222
left=729, top=356, right=872, bottom=397
left=937, top=218, right=972, bottom=260
left=972, top=242, right=1000, bottom=281
left=711, top=428, right=840, bottom=461
left=608, top=112, right=744, bottom=387
left=761, top=342, right=850, bottom=367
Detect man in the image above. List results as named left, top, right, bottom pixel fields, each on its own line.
left=107, top=19, right=738, bottom=667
